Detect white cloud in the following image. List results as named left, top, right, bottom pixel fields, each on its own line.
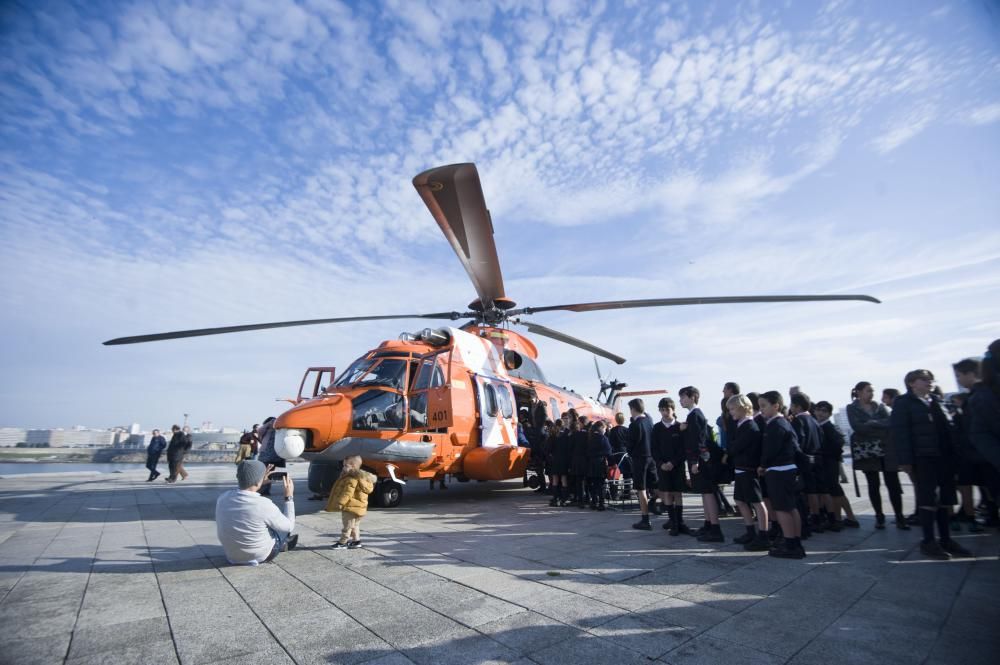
left=871, top=107, right=936, bottom=154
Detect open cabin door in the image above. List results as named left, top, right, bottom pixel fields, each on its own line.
left=298, top=367, right=337, bottom=403
left=474, top=376, right=516, bottom=447
left=408, top=350, right=452, bottom=430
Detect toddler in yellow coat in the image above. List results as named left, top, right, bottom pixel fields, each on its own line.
left=326, top=455, right=375, bottom=550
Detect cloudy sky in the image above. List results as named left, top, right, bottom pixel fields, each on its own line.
left=1, top=0, right=998, bottom=430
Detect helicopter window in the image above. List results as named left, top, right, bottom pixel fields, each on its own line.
left=484, top=384, right=499, bottom=417
left=496, top=384, right=513, bottom=419
left=336, top=358, right=407, bottom=390
left=351, top=389, right=404, bottom=431
left=549, top=398, right=559, bottom=421
left=412, top=353, right=447, bottom=391
left=505, top=354, right=546, bottom=383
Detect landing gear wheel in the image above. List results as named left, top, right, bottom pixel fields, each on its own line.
left=375, top=479, right=403, bottom=508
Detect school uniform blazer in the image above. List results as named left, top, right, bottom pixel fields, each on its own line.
left=730, top=420, right=763, bottom=469
left=652, top=421, right=685, bottom=468
left=892, top=391, right=955, bottom=466
left=585, top=433, right=613, bottom=478
left=627, top=415, right=654, bottom=458
left=968, top=384, right=1000, bottom=471
left=570, top=430, right=589, bottom=475
left=551, top=431, right=573, bottom=473
left=683, top=408, right=709, bottom=464
left=819, top=421, right=846, bottom=461
left=792, top=412, right=822, bottom=456
left=608, top=426, right=629, bottom=454
left=760, top=417, right=798, bottom=468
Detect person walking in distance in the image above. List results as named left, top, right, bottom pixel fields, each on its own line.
left=146, top=429, right=166, bottom=481
left=165, top=425, right=186, bottom=483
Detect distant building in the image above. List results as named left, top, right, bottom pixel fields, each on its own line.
left=25, top=429, right=116, bottom=447
left=129, top=423, right=141, bottom=435
left=0, top=428, right=27, bottom=447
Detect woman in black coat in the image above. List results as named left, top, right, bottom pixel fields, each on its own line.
left=846, top=381, right=904, bottom=528
left=586, top=421, right=612, bottom=510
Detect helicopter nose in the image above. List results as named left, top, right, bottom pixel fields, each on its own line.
left=275, top=393, right=351, bottom=452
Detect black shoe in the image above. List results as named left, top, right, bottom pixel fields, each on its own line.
left=826, top=520, right=842, bottom=532
left=906, top=513, right=920, bottom=526
left=662, top=519, right=675, bottom=531
left=597, top=504, right=606, bottom=511
left=940, top=540, right=973, bottom=558
left=842, top=518, right=860, bottom=528
left=675, top=523, right=695, bottom=536
left=875, top=514, right=886, bottom=530
left=894, top=516, right=911, bottom=531
left=733, top=531, right=754, bottom=545
left=969, top=520, right=984, bottom=533
left=697, top=526, right=724, bottom=543
left=281, top=534, right=299, bottom=552
left=632, top=518, right=652, bottom=531
left=549, top=498, right=559, bottom=507
left=347, top=540, right=363, bottom=549
left=810, top=517, right=826, bottom=533
left=744, top=533, right=771, bottom=551
left=919, top=541, right=950, bottom=560
left=331, top=541, right=349, bottom=550
left=769, top=544, right=805, bottom=559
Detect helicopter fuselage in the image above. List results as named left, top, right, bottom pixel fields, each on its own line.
left=272, top=325, right=615, bottom=503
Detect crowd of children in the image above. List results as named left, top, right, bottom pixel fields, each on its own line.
left=526, top=341, right=1000, bottom=561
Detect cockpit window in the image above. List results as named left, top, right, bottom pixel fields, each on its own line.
left=335, top=357, right=407, bottom=390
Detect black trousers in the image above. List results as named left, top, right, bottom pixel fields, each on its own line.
left=145, top=451, right=161, bottom=475
left=863, top=469, right=903, bottom=517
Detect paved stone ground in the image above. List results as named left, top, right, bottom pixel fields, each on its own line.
left=0, top=464, right=998, bottom=665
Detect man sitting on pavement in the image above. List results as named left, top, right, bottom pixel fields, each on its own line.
left=216, top=460, right=299, bottom=565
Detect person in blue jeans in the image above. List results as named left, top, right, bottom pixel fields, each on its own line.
left=216, top=460, right=299, bottom=565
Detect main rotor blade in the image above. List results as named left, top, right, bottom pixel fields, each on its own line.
left=413, top=163, right=508, bottom=310
left=515, top=320, right=626, bottom=365
left=514, top=294, right=880, bottom=316
left=103, top=312, right=464, bottom=345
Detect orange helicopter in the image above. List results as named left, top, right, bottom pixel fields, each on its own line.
left=106, top=163, right=879, bottom=507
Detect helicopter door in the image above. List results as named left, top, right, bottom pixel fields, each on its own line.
left=476, top=377, right=516, bottom=448
left=408, top=351, right=452, bottom=430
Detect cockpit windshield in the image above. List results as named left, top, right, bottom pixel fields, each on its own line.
left=334, top=356, right=407, bottom=390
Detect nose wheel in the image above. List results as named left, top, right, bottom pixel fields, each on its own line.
left=373, top=478, right=404, bottom=508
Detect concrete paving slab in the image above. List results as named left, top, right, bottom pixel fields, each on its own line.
left=660, top=634, right=784, bottom=665
left=0, top=466, right=997, bottom=665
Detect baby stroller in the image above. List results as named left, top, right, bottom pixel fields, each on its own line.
left=606, top=452, right=635, bottom=509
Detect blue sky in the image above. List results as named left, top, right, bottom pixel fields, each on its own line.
left=1, top=0, right=998, bottom=430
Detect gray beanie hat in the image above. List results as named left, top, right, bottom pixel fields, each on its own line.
left=237, top=460, right=266, bottom=489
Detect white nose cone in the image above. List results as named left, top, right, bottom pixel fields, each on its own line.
left=276, top=432, right=306, bottom=459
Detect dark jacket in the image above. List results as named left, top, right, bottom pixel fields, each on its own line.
left=730, top=419, right=762, bottom=469
left=819, top=420, right=846, bottom=461
left=570, top=430, right=589, bottom=476
left=683, top=408, right=709, bottom=464
left=792, top=412, right=822, bottom=456
left=652, top=420, right=685, bottom=468
left=586, top=433, right=612, bottom=478
left=761, top=417, right=798, bottom=468
left=608, top=425, right=629, bottom=455
left=892, top=392, right=954, bottom=465
left=846, top=400, right=897, bottom=468
left=166, top=431, right=188, bottom=459
left=147, top=435, right=167, bottom=455
left=966, top=384, right=1000, bottom=471
left=551, top=430, right=572, bottom=475
left=627, top=414, right=654, bottom=458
